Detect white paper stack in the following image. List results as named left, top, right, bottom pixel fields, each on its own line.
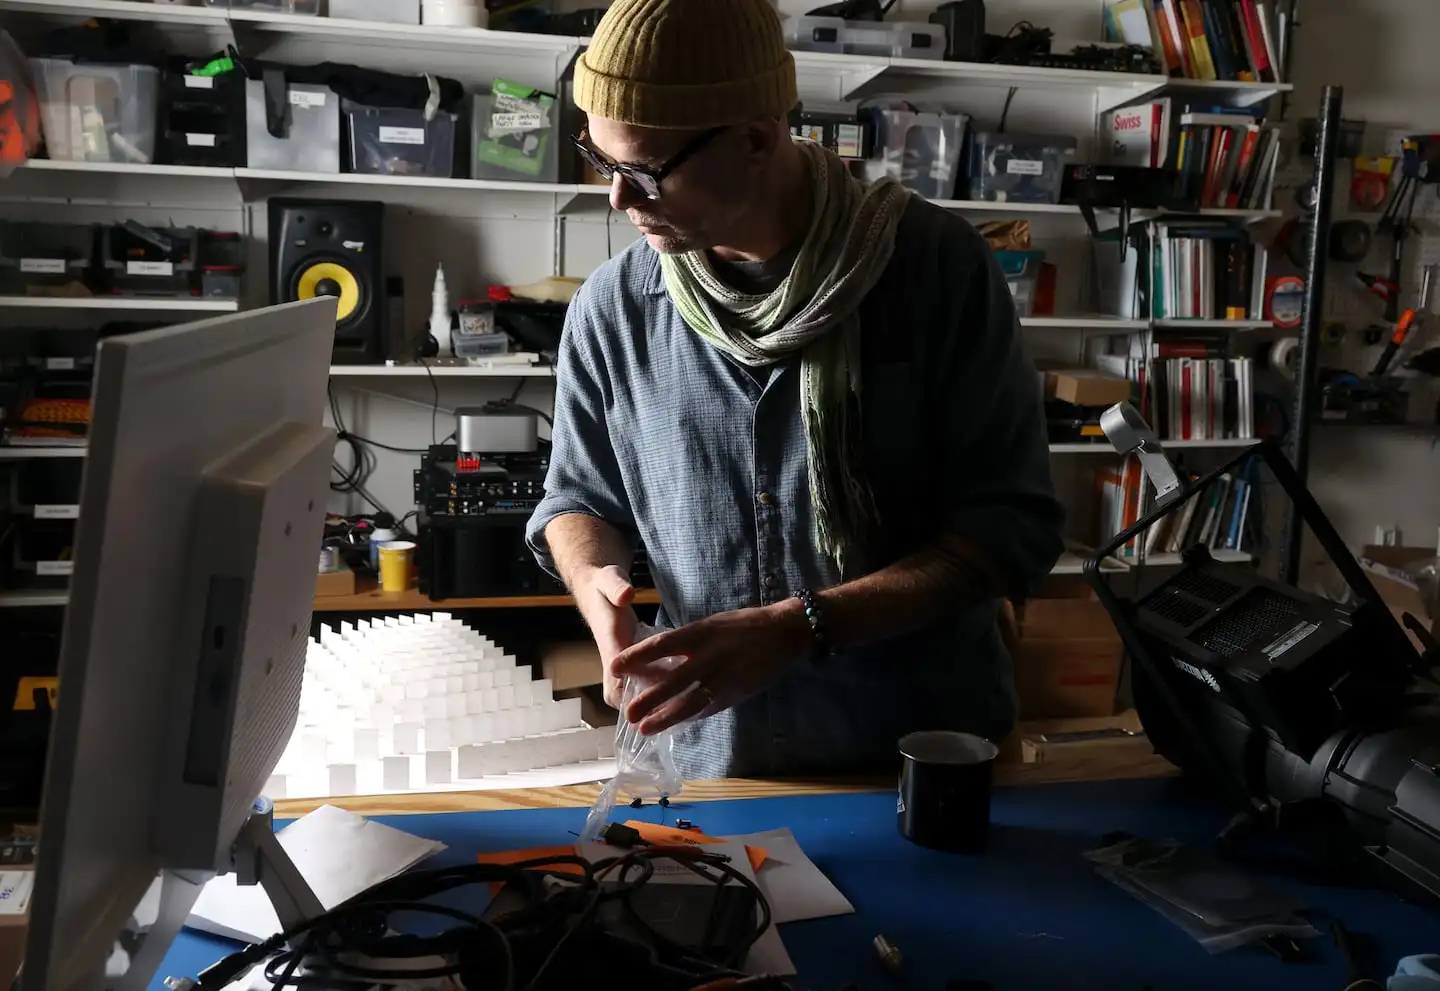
left=266, top=613, right=615, bottom=798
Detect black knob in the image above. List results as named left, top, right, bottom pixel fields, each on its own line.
left=315, top=278, right=341, bottom=297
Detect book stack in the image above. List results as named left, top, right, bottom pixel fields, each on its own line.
left=1093, top=462, right=1257, bottom=563
left=1148, top=220, right=1264, bottom=320
left=1103, top=0, right=1285, bottom=84
left=1094, top=330, right=1257, bottom=443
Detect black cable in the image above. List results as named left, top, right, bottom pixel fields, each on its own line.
left=195, top=848, right=772, bottom=991
left=419, top=357, right=441, bottom=444
left=998, top=86, right=1018, bottom=133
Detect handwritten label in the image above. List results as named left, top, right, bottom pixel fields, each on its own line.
left=36, top=560, right=73, bottom=577
left=492, top=111, right=544, bottom=131
left=1006, top=159, right=1044, bottom=176
left=35, top=505, right=79, bottom=520
left=127, top=261, right=174, bottom=277
left=184, top=75, right=215, bottom=89
left=186, top=133, right=217, bottom=147
left=45, top=357, right=75, bottom=371
left=289, top=89, right=328, bottom=109
left=378, top=126, right=425, bottom=145
left=19, top=258, right=65, bottom=274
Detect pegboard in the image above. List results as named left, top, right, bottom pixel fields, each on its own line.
left=1270, top=125, right=1440, bottom=428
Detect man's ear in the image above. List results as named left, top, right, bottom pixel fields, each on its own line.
left=740, top=116, right=787, bottom=161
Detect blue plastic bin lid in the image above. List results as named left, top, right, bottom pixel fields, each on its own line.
left=993, top=250, right=1045, bottom=276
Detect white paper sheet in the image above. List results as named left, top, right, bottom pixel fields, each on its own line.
left=723, top=828, right=855, bottom=924
left=186, top=804, right=447, bottom=943
left=576, top=840, right=795, bottom=977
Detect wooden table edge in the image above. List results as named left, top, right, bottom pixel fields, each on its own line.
left=273, top=753, right=1178, bottom=818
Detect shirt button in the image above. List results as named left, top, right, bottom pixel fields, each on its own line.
left=763, top=573, right=779, bottom=590
left=757, top=491, right=774, bottom=507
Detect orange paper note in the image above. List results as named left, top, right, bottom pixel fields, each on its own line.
left=622, top=820, right=769, bottom=872
left=476, top=844, right=584, bottom=895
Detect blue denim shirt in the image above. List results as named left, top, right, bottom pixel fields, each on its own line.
left=527, top=198, right=1065, bottom=779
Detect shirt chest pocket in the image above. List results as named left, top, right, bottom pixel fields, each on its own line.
left=861, top=361, right=923, bottom=471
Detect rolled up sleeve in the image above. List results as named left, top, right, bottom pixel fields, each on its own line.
left=525, top=289, right=638, bottom=578
left=933, top=239, right=1065, bottom=600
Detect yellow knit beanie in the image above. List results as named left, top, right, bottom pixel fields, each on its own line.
left=573, top=0, right=798, bottom=130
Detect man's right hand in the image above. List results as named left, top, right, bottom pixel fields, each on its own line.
left=574, top=564, right=639, bottom=709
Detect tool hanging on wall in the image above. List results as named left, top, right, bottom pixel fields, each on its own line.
left=1372, top=308, right=1420, bottom=377
left=1357, top=270, right=1400, bottom=309
left=1351, top=156, right=1395, bottom=211
left=1370, top=136, right=1437, bottom=323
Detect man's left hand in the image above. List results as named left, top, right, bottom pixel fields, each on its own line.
left=609, top=600, right=812, bottom=736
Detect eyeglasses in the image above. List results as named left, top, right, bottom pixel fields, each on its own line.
left=573, top=126, right=727, bottom=201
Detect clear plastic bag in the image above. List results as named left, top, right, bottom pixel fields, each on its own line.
left=1085, top=836, right=1319, bottom=954
left=579, top=623, right=699, bottom=842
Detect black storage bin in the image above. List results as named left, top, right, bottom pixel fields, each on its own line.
left=101, top=223, right=199, bottom=297
left=2, top=519, right=75, bottom=591
left=198, top=230, right=245, bottom=298
left=0, top=222, right=97, bottom=295
left=159, top=67, right=247, bottom=167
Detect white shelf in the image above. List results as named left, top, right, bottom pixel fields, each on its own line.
left=1140, top=549, right=1255, bottom=566
left=1153, top=319, right=1275, bottom=330
left=0, top=296, right=239, bottom=312
left=928, top=199, right=1281, bottom=223
left=329, top=364, right=555, bottom=378
left=235, top=169, right=588, bottom=196
left=17, top=159, right=233, bottom=179
left=0, top=589, right=69, bottom=608
left=0, top=446, right=87, bottom=459
left=1021, top=316, right=1152, bottom=330
left=1050, top=438, right=1259, bottom=454
left=1051, top=552, right=1128, bottom=576
left=0, top=0, right=225, bottom=24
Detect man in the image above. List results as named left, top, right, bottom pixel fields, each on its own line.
left=525, top=0, right=1065, bottom=780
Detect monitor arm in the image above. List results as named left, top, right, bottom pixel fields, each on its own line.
left=232, top=798, right=326, bottom=939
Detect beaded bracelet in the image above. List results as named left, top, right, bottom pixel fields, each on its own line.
left=793, top=587, right=830, bottom=662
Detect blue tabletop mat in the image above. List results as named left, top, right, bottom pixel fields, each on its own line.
left=157, top=777, right=1438, bottom=990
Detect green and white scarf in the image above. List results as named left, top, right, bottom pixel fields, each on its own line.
left=659, top=140, right=911, bottom=571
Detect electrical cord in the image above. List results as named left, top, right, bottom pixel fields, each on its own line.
left=195, top=847, right=773, bottom=991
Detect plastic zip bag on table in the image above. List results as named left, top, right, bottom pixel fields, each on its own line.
left=580, top=622, right=701, bottom=842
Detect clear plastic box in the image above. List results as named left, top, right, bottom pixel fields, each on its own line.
left=968, top=130, right=1077, bottom=205
left=785, top=16, right=945, bottom=59
left=472, top=83, right=559, bottom=183
left=202, top=0, right=321, bottom=14
left=345, top=101, right=456, bottom=177
left=0, top=222, right=96, bottom=294
left=30, top=59, right=159, bottom=164
left=875, top=108, right=968, bottom=200
left=994, top=250, right=1045, bottom=317
left=329, top=0, right=420, bottom=22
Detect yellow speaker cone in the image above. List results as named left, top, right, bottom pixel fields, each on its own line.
left=296, top=262, right=361, bottom=323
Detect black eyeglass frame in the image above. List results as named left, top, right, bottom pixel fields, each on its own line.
left=572, top=126, right=728, bottom=200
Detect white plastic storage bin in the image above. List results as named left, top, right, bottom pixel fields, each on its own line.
left=30, top=59, right=159, bottom=164
left=203, top=0, right=322, bottom=14
left=330, top=0, right=420, bottom=22
left=785, top=16, right=945, bottom=58
left=875, top=108, right=967, bottom=200
left=244, top=79, right=341, bottom=172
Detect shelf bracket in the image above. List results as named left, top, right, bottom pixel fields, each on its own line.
left=837, top=64, right=889, bottom=101
left=1097, top=81, right=1167, bottom=114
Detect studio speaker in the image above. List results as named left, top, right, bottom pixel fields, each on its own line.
left=268, top=198, right=385, bottom=364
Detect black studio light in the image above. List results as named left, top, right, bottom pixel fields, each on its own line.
left=1084, top=402, right=1440, bottom=904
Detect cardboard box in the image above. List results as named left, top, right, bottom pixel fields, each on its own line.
left=0, top=830, right=37, bottom=990
left=1013, top=637, right=1123, bottom=719
left=1046, top=369, right=1133, bottom=408
left=540, top=642, right=604, bottom=692
left=315, top=564, right=357, bottom=598
left=1017, top=579, right=1121, bottom=641
left=1359, top=544, right=1438, bottom=653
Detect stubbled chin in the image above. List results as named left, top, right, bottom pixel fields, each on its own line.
left=645, top=232, right=694, bottom=255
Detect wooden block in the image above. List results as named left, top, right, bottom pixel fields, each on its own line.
left=315, top=564, right=358, bottom=598
left=1013, top=637, right=1122, bottom=719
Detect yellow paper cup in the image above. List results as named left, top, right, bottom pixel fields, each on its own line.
left=377, top=540, right=416, bottom=593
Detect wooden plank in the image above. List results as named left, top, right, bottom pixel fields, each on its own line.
left=313, top=578, right=662, bottom=612
left=272, top=751, right=1178, bottom=817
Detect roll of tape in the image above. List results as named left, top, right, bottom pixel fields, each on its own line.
left=1264, top=275, right=1306, bottom=329
left=1270, top=337, right=1301, bottom=380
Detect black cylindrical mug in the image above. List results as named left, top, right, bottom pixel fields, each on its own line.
left=897, top=730, right=999, bottom=853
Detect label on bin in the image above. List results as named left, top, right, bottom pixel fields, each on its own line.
left=0, top=872, right=33, bottom=916
left=290, top=90, right=328, bottom=109
left=45, top=358, right=75, bottom=371
left=379, top=126, right=426, bottom=146
left=186, top=133, right=217, bottom=147
left=493, top=111, right=545, bottom=132
left=184, top=75, right=214, bottom=89
left=36, top=561, right=73, bottom=577
left=127, top=261, right=174, bottom=277
left=19, top=258, right=65, bottom=275
left=1006, top=159, right=1044, bottom=176
left=34, top=505, right=79, bottom=520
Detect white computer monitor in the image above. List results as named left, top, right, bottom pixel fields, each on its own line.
left=21, top=297, right=340, bottom=991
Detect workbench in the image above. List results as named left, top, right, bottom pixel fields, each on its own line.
left=156, top=774, right=1437, bottom=991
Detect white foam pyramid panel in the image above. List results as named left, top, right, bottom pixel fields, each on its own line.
left=266, top=613, right=615, bottom=798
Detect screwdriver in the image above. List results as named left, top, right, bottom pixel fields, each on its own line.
left=1372, top=307, right=1419, bottom=376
